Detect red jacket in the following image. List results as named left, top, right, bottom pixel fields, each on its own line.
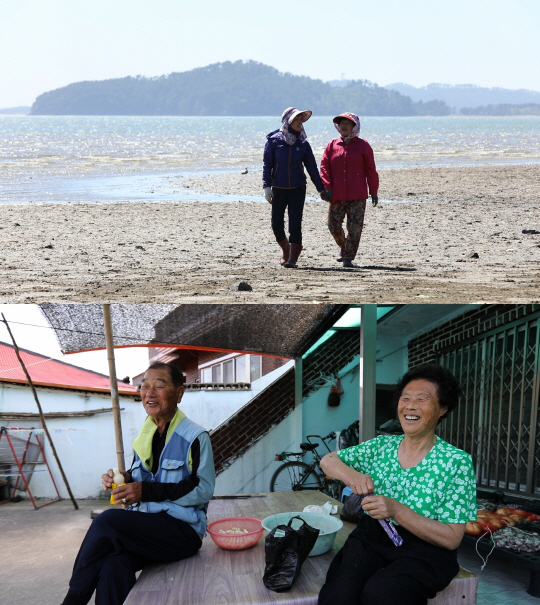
left=320, top=137, right=379, bottom=201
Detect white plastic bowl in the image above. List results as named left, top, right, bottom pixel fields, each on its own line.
left=261, top=512, right=343, bottom=556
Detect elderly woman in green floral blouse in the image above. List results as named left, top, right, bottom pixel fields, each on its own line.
left=319, top=364, right=476, bottom=605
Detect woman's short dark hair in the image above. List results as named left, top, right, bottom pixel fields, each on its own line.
left=146, top=362, right=185, bottom=388
left=393, top=364, right=462, bottom=421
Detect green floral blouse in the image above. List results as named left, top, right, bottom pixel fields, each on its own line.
left=338, top=435, right=477, bottom=524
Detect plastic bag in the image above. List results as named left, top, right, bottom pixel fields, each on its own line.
left=303, top=501, right=338, bottom=515
left=340, top=493, right=403, bottom=547
left=262, top=516, right=320, bottom=592
left=340, top=493, right=365, bottom=522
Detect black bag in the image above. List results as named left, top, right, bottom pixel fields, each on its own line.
left=340, top=493, right=367, bottom=523
left=262, top=516, right=320, bottom=592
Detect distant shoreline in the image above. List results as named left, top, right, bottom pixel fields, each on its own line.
left=4, top=111, right=540, bottom=117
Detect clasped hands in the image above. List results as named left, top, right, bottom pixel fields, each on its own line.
left=101, top=468, right=142, bottom=506
left=264, top=187, right=333, bottom=203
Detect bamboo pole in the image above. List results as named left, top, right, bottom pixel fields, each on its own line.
left=102, top=304, right=125, bottom=471
left=1, top=313, right=79, bottom=510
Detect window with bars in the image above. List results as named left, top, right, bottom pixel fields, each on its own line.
left=437, top=315, right=540, bottom=496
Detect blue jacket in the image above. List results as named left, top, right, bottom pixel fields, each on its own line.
left=263, top=130, right=324, bottom=191
left=129, top=413, right=215, bottom=537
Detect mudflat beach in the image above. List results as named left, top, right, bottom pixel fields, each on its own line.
left=1, top=164, right=539, bottom=304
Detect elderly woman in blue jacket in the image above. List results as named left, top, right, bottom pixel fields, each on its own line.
left=60, top=362, right=215, bottom=605
left=263, top=107, right=328, bottom=268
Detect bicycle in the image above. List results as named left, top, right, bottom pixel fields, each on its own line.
left=270, top=433, right=344, bottom=501
left=336, top=420, right=359, bottom=450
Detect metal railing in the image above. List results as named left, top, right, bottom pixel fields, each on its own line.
left=437, top=314, right=540, bottom=496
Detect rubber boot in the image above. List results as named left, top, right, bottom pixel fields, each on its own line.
left=277, top=239, right=290, bottom=266
left=284, top=243, right=302, bottom=268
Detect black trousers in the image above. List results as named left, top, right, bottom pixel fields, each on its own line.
left=271, top=185, right=306, bottom=245
left=62, top=509, right=202, bottom=605
left=318, top=515, right=459, bottom=605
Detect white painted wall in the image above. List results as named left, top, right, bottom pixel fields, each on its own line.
left=0, top=383, right=144, bottom=499
left=214, top=413, right=296, bottom=496
left=0, top=362, right=294, bottom=500
left=180, top=361, right=294, bottom=430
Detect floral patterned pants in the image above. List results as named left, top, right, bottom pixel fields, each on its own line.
left=326, top=199, right=366, bottom=260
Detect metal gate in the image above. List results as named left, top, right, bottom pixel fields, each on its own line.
left=436, top=315, right=540, bottom=496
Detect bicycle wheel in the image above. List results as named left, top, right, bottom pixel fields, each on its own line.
left=270, top=461, right=322, bottom=492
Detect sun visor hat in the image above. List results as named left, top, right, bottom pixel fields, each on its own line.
left=282, top=107, right=313, bottom=124
left=333, top=112, right=357, bottom=125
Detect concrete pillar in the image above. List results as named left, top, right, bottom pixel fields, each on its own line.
left=294, top=357, right=303, bottom=446
left=359, top=305, right=377, bottom=443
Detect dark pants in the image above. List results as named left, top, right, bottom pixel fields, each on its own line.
left=62, top=509, right=202, bottom=605
left=271, top=186, right=306, bottom=245
left=319, top=515, right=459, bottom=605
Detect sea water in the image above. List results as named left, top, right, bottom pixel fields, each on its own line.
left=1, top=115, right=539, bottom=204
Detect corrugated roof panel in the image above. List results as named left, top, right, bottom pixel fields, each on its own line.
left=0, top=341, right=138, bottom=395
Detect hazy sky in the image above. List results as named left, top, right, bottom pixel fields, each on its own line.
left=1, top=0, right=539, bottom=108
left=0, top=305, right=150, bottom=381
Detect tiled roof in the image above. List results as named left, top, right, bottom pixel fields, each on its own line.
left=0, top=341, right=138, bottom=395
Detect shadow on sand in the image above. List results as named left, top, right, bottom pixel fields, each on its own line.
left=296, top=265, right=417, bottom=273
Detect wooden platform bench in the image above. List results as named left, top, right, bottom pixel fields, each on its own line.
left=429, top=567, right=478, bottom=605
left=124, top=491, right=477, bottom=605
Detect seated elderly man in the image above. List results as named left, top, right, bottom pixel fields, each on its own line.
left=61, top=362, right=215, bottom=605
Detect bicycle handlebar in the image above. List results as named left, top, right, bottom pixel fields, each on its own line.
left=306, top=432, right=336, bottom=442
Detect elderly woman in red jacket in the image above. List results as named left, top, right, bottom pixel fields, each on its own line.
left=321, top=112, right=379, bottom=268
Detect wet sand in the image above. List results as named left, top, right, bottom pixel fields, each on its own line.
left=1, top=164, right=539, bottom=303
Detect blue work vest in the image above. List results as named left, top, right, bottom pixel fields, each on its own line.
left=129, top=417, right=209, bottom=535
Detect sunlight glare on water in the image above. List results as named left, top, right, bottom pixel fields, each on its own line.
left=1, top=115, right=539, bottom=203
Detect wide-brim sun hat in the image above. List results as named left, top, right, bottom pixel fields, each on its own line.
left=282, top=107, right=313, bottom=124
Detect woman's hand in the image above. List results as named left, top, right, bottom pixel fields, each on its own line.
left=101, top=468, right=131, bottom=491
left=111, top=482, right=143, bottom=506
left=264, top=187, right=273, bottom=204
left=347, top=473, right=375, bottom=496
left=320, top=452, right=374, bottom=495
left=361, top=494, right=402, bottom=519
left=362, top=494, right=466, bottom=550
left=320, top=189, right=332, bottom=202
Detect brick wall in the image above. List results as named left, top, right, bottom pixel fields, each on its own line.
left=302, top=330, right=359, bottom=397
left=183, top=362, right=199, bottom=384
left=262, top=356, right=289, bottom=375
left=408, top=304, right=540, bottom=366
left=197, top=351, right=225, bottom=366
left=210, top=367, right=295, bottom=475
